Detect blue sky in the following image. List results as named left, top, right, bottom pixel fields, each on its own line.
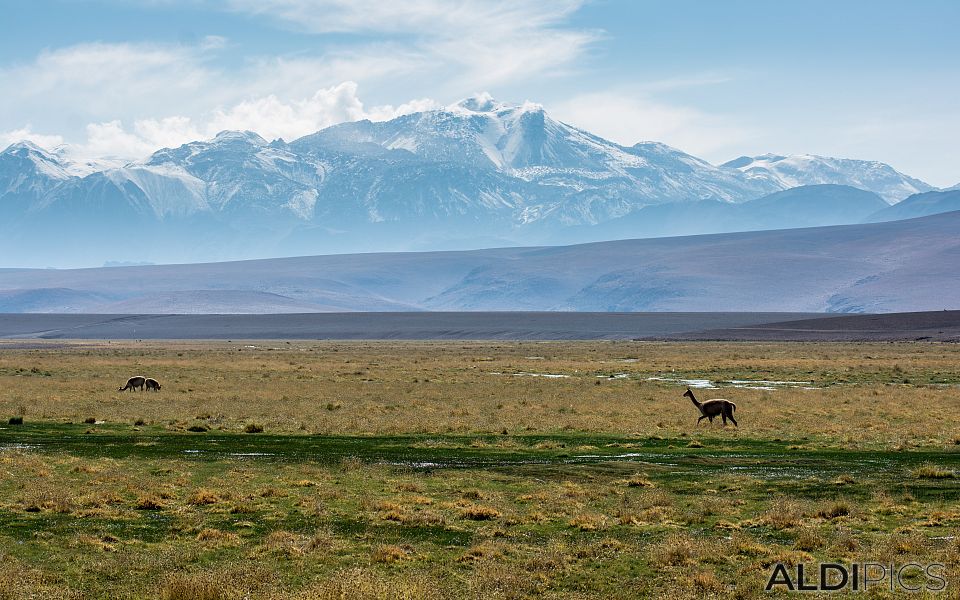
left=1, top=0, right=957, bottom=186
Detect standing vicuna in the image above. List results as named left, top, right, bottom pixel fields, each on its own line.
left=118, top=376, right=146, bottom=392
left=145, top=378, right=161, bottom=392
left=683, top=387, right=737, bottom=427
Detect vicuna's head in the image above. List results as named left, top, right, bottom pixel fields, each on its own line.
left=683, top=387, right=694, bottom=400
left=156, top=383, right=161, bottom=390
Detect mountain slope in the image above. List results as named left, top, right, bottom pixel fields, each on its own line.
left=2, top=210, right=958, bottom=314
left=721, top=153, right=933, bottom=203
left=865, top=189, right=960, bottom=223
left=738, top=184, right=888, bottom=227
left=546, top=184, right=889, bottom=243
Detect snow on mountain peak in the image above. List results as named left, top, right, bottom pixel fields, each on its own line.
left=212, top=130, right=268, bottom=145
left=3, top=140, right=48, bottom=155
left=450, top=92, right=507, bottom=113
left=0, top=139, right=76, bottom=181
left=447, top=94, right=546, bottom=119
left=722, top=153, right=935, bottom=203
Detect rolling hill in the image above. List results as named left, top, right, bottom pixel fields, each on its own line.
left=1, top=210, right=957, bottom=314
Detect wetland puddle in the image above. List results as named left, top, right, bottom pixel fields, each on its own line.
left=488, top=371, right=570, bottom=378
left=646, top=376, right=815, bottom=390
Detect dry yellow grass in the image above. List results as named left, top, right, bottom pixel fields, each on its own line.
left=1, top=340, right=959, bottom=449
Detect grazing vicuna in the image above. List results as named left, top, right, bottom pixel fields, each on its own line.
left=118, top=376, right=146, bottom=392
left=683, top=387, right=737, bottom=427
left=145, top=378, right=161, bottom=392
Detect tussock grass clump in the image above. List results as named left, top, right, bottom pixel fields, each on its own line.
left=461, top=504, right=501, bottom=521
left=300, top=568, right=444, bottom=599
left=83, top=417, right=96, bottom=424
left=762, top=498, right=805, bottom=529
left=652, top=533, right=695, bottom=567
left=187, top=423, right=210, bottom=432
left=262, top=531, right=310, bottom=557
left=8, top=416, right=23, bottom=425
left=457, top=541, right=504, bottom=563
left=258, top=486, right=285, bottom=498
left=161, top=571, right=235, bottom=600
left=370, top=544, right=411, bottom=564
left=817, top=501, right=851, bottom=519
left=196, top=529, right=242, bottom=547
left=624, top=473, right=655, bottom=488
left=243, top=423, right=264, bottom=434
left=880, top=531, right=929, bottom=559
left=568, top=513, right=607, bottom=531
left=134, top=494, right=165, bottom=510
left=187, top=489, right=220, bottom=506
left=729, top=533, right=772, bottom=557
left=793, top=526, right=825, bottom=551
left=912, top=464, right=956, bottom=479
left=21, top=489, right=73, bottom=514
left=760, top=549, right=815, bottom=568
left=690, top=570, right=725, bottom=594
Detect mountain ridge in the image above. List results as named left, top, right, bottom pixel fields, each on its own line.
left=0, top=95, right=945, bottom=267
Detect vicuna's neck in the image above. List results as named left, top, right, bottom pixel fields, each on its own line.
left=686, top=392, right=701, bottom=408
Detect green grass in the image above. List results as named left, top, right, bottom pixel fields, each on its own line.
left=1, top=423, right=958, bottom=598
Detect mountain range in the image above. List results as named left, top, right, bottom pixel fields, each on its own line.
left=0, top=95, right=947, bottom=267
left=1, top=210, right=957, bottom=314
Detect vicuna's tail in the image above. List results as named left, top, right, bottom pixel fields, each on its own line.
left=730, top=402, right=737, bottom=412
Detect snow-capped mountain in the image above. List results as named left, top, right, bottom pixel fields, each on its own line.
left=292, top=94, right=763, bottom=225
left=721, top=153, right=934, bottom=203
left=0, top=95, right=943, bottom=267
left=0, top=142, right=73, bottom=200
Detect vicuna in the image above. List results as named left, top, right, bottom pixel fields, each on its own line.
left=118, top=376, right=146, bottom=392
left=683, top=387, right=737, bottom=427
left=145, top=378, right=161, bottom=392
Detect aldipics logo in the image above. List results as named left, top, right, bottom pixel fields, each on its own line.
left=766, top=562, right=947, bottom=593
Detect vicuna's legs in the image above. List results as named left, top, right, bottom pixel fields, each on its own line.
left=726, top=405, right=737, bottom=427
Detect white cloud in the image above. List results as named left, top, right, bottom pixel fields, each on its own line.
left=0, top=30, right=443, bottom=159
left=10, top=82, right=440, bottom=161
left=1, top=42, right=214, bottom=115
left=204, top=81, right=437, bottom=141
left=226, top=0, right=598, bottom=88
left=0, top=126, right=65, bottom=150
left=227, top=0, right=585, bottom=35
left=82, top=117, right=202, bottom=159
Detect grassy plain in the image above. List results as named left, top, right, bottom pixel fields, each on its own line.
left=0, top=340, right=958, bottom=598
